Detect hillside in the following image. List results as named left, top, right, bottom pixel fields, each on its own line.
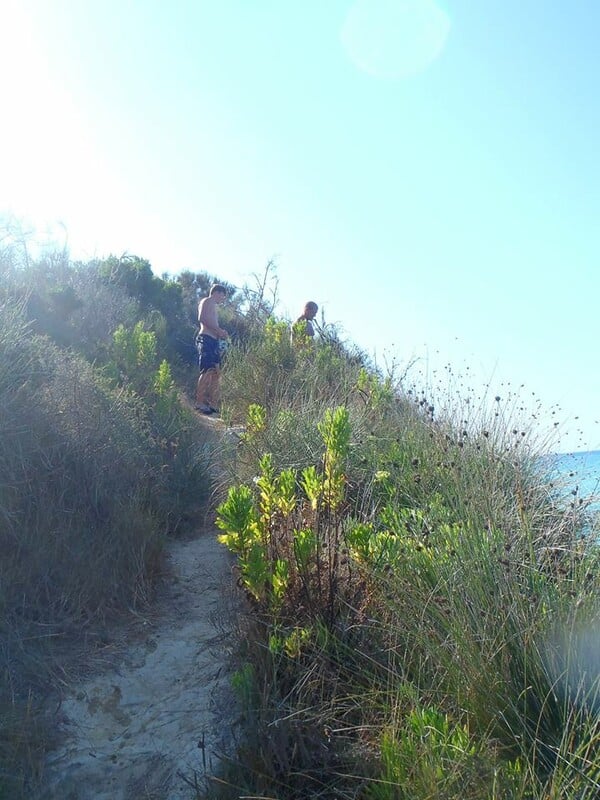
left=1, top=246, right=599, bottom=800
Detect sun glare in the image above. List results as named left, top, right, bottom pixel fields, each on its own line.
left=0, top=2, right=140, bottom=262
left=341, top=0, right=451, bottom=79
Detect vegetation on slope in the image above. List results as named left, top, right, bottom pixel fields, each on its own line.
left=0, top=241, right=243, bottom=797
left=1, top=235, right=598, bottom=799
left=211, top=314, right=600, bottom=799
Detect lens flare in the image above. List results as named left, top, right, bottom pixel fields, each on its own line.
left=341, top=0, right=451, bottom=79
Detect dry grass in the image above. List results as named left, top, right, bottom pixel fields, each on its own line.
left=0, top=296, right=216, bottom=795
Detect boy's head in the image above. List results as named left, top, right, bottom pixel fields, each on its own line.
left=210, top=284, right=228, bottom=302
left=304, top=301, right=318, bottom=319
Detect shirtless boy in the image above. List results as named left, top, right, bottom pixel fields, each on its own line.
left=195, top=284, right=229, bottom=414
left=291, top=301, right=318, bottom=342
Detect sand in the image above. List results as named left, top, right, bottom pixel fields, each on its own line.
left=40, top=529, right=239, bottom=800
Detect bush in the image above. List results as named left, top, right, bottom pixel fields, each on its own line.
left=0, top=298, right=215, bottom=794
left=213, top=380, right=597, bottom=799
left=0, top=301, right=165, bottom=636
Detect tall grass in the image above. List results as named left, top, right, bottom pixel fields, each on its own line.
left=210, top=328, right=599, bottom=799
left=0, top=290, right=215, bottom=795
left=3, top=239, right=597, bottom=798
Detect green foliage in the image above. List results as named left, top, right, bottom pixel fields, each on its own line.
left=256, top=452, right=277, bottom=525
left=368, top=707, right=524, bottom=800
left=111, top=320, right=158, bottom=388
left=271, top=559, right=290, bottom=609
left=217, top=405, right=355, bottom=619
left=246, top=403, right=266, bottom=436
left=265, top=316, right=294, bottom=348
left=4, top=238, right=598, bottom=800
left=293, top=528, right=317, bottom=573
left=346, top=523, right=404, bottom=570
left=344, top=521, right=375, bottom=563
left=300, top=464, right=322, bottom=510
left=216, top=485, right=258, bottom=557
left=96, top=255, right=230, bottom=364
left=212, top=365, right=596, bottom=800
left=0, top=252, right=138, bottom=362
left=242, top=542, right=270, bottom=602
left=275, top=469, right=297, bottom=517
left=97, top=254, right=183, bottom=325
left=221, top=312, right=370, bottom=426
left=216, top=464, right=293, bottom=608
left=154, top=358, right=175, bottom=397
left=357, top=366, right=395, bottom=410
left=318, top=405, right=351, bottom=510
left=0, top=248, right=218, bottom=792
left=152, top=359, right=178, bottom=415
left=269, top=625, right=312, bottom=658
left=231, top=663, right=257, bottom=710
left=290, top=317, right=312, bottom=347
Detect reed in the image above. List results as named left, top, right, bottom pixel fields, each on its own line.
left=210, top=329, right=598, bottom=799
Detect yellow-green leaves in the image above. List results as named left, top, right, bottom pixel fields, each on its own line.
left=275, top=469, right=297, bottom=517
left=216, top=485, right=258, bottom=556
left=356, top=367, right=394, bottom=409
left=272, top=559, right=290, bottom=608
left=346, top=523, right=403, bottom=569
left=256, top=453, right=276, bottom=524
left=319, top=406, right=351, bottom=510
left=217, top=466, right=292, bottom=608
left=256, top=455, right=298, bottom=523
left=153, top=359, right=175, bottom=397
left=246, top=403, right=266, bottom=434
left=293, top=528, right=317, bottom=572
left=300, top=465, right=322, bottom=511
left=318, top=406, right=351, bottom=462
left=269, top=625, right=311, bottom=658
left=345, top=522, right=375, bottom=563
left=217, top=405, right=354, bottom=615
left=113, top=321, right=156, bottom=372
left=242, top=542, right=269, bottom=602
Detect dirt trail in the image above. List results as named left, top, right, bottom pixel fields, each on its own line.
left=40, top=527, right=240, bottom=800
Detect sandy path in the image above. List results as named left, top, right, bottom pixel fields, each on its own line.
left=40, top=529, right=239, bottom=800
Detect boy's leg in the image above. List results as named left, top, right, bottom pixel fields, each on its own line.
left=196, top=369, right=212, bottom=406
left=205, top=367, right=221, bottom=408
left=196, top=368, right=220, bottom=411
left=196, top=336, right=221, bottom=411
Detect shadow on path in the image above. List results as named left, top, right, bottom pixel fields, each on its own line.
left=39, top=529, right=239, bottom=800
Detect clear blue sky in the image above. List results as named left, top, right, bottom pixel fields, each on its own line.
left=2, top=0, right=599, bottom=452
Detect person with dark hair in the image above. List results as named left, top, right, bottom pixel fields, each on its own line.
left=291, top=301, right=318, bottom=342
left=195, top=284, right=229, bottom=414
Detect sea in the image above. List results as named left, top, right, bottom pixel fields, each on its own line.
left=547, top=449, right=600, bottom=512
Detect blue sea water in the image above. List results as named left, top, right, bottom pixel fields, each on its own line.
left=548, top=450, right=600, bottom=509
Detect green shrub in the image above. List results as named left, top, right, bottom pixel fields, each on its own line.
left=221, top=319, right=370, bottom=425
left=214, top=393, right=597, bottom=799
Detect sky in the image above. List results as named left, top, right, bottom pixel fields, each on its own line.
left=1, top=0, right=599, bottom=453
